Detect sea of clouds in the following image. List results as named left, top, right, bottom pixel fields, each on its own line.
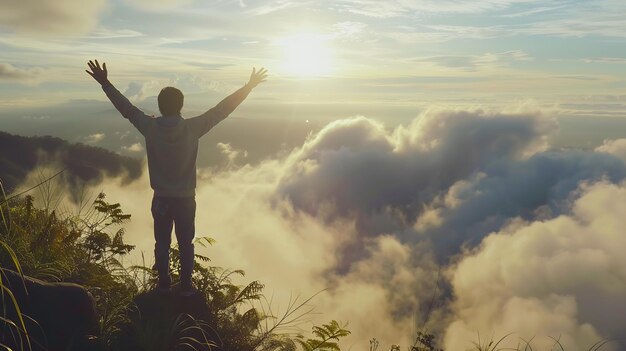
left=28, top=108, right=626, bottom=350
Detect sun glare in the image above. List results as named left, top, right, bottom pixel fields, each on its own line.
left=277, top=33, right=334, bottom=77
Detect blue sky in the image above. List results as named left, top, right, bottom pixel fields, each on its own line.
left=1, top=0, right=625, bottom=118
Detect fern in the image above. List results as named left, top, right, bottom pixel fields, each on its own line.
left=294, top=320, right=350, bottom=351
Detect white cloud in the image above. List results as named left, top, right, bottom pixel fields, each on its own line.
left=217, top=142, right=248, bottom=168
left=445, top=180, right=626, bottom=350
left=85, top=27, right=144, bottom=39
left=595, top=139, right=626, bottom=163
left=245, top=0, right=298, bottom=15
left=583, top=57, right=626, bottom=65
left=415, top=50, right=532, bottom=71
left=124, top=82, right=152, bottom=102
left=360, top=1, right=626, bottom=45
left=521, top=13, right=626, bottom=38
left=121, top=0, right=195, bottom=11
left=0, top=0, right=106, bottom=35
left=0, top=63, right=44, bottom=83
left=337, top=0, right=543, bottom=17
left=84, top=133, right=105, bottom=143
left=276, top=110, right=555, bottom=230
left=332, top=0, right=626, bottom=43
left=122, top=142, right=145, bottom=152
left=331, top=21, right=368, bottom=40
left=501, top=4, right=566, bottom=18
left=379, top=24, right=505, bottom=44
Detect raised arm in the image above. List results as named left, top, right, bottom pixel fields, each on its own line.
left=86, top=59, right=152, bottom=135
left=188, top=67, right=268, bottom=138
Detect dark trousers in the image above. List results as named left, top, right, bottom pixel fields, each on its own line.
left=151, top=195, right=196, bottom=287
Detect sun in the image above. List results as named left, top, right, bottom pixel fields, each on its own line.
left=277, top=33, right=334, bottom=77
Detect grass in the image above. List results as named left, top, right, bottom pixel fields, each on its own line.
left=1, top=179, right=32, bottom=351
left=469, top=333, right=615, bottom=351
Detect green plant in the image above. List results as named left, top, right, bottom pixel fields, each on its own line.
left=0, top=178, right=32, bottom=351
left=471, top=332, right=514, bottom=351
left=261, top=320, right=351, bottom=351
left=411, top=332, right=442, bottom=351
left=0, top=188, right=138, bottom=350
left=131, top=313, right=217, bottom=351
left=295, top=320, right=351, bottom=351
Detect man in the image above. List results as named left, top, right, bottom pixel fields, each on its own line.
left=86, top=59, right=267, bottom=296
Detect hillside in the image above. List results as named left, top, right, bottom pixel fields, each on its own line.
left=0, top=131, right=143, bottom=195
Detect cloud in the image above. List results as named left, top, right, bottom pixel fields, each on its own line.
left=270, top=109, right=626, bottom=283
left=245, top=0, right=298, bottom=15
left=0, top=0, right=106, bottom=35
left=445, top=180, right=626, bottom=350
left=361, top=2, right=626, bottom=45
left=264, top=110, right=625, bottom=346
left=415, top=50, right=532, bottom=72
left=275, top=111, right=558, bottom=260
left=124, top=82, right=152, bottom=102
left=413, top=151, right=626, bottom=259
left=595, top=138, right=626, bottom=163
left=122, top=142, right=145, bottom=152
left=332, top=21, right=368, bottom=39
left=501, top=4, right=565, bottom=17
left=379, top=24, right=505, bottom=44
left=336, top=0, right=544, bottom=17
left=84, top=133, right=105, bottom=143
left=0, top=63, right=44, bottom=83
left=521, top=12, right=626, bottom=38
left=85, top=27, right=144, bottom=39
left=315, top=235, right=446, bottom=347
left=121, top=0, right=194, bottom=11
left=583, top=57, right=626, bottom=65
left=216, top=142, right=248, bottom=168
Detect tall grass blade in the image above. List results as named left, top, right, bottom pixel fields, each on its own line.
left=0, top=285, right=32, bottom=351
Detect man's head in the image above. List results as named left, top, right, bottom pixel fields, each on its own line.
left=158, top=86, right=184, bottom=116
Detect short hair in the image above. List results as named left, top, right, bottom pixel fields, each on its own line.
left=158, top=86, right=184, bottom=116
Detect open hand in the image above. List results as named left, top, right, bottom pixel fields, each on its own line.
left=247, top=67, right=268, bottom=88
left=86, top=59, right=109, bottom=86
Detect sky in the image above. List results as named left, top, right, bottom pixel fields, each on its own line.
left=3, top=1, right=626, bottom=350
left=1, top=0, right=626, bottom=116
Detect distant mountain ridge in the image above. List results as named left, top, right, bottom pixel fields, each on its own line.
left=0, top=131, right=143, bottom=196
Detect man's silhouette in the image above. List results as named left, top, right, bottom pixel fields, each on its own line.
left=86, top=60, right=267, bottom=296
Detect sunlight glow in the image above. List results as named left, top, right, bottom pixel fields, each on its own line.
left=277, top=33, right=334, bottom=77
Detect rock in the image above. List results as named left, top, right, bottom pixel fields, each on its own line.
left=0, top=268, right=99, bottom=351
left=117, top=286, right=220, bottom=351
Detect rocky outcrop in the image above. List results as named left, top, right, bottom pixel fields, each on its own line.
left=117, top=287, right=219, bottom=351
left=0, top=268, right=99, bottom=351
